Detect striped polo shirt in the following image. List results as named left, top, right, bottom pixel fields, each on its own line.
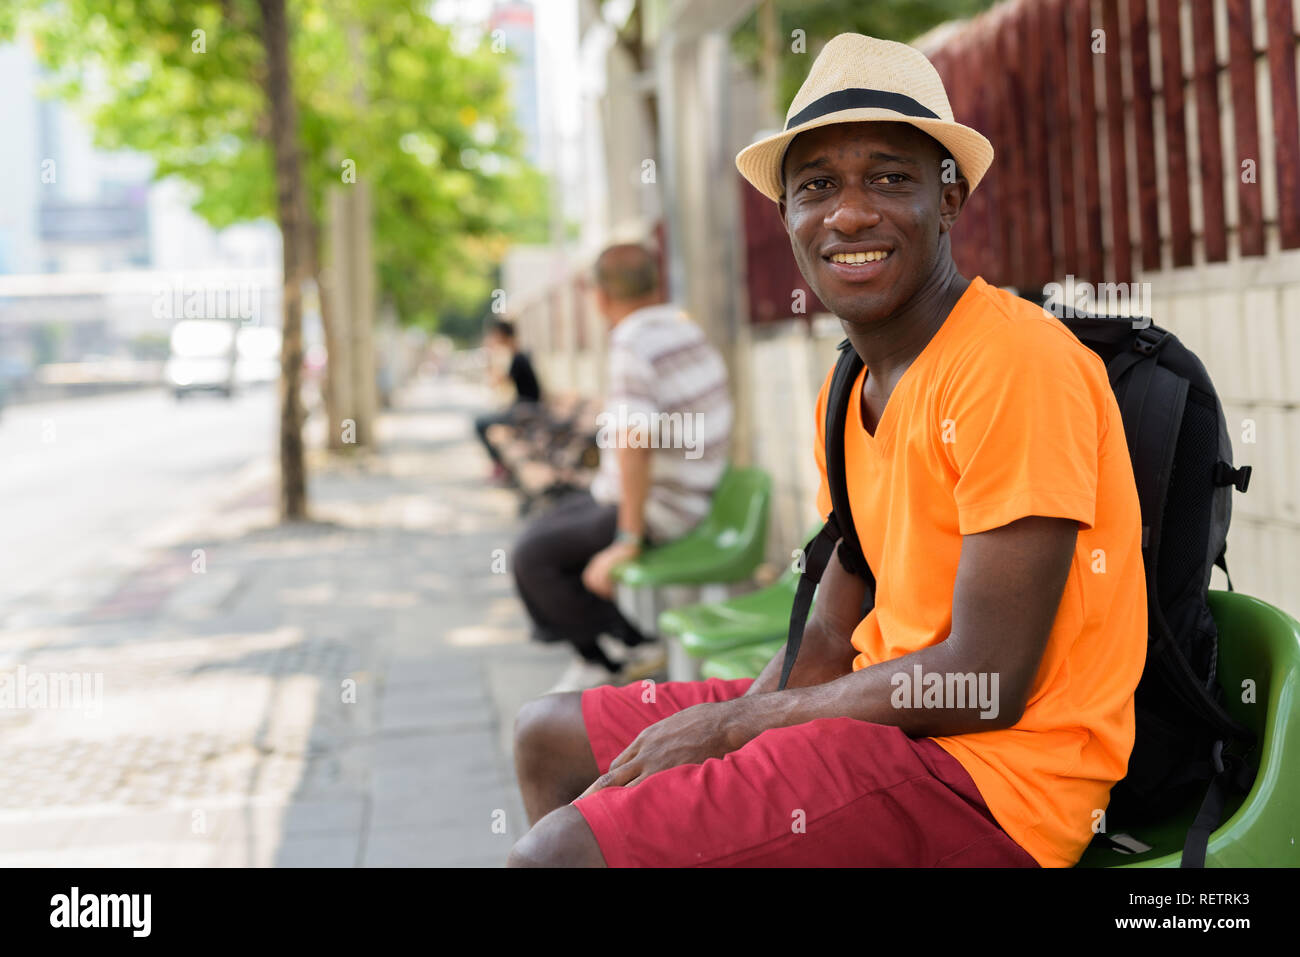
left=590, top=303, right=732, bottom=542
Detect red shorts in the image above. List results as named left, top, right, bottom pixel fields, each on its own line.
left=573, top=678, right=1039, bottom=867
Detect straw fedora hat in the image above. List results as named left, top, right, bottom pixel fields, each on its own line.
left=735, top=33, right=994, bottom=203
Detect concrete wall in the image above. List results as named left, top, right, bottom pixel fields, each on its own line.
left=747, top=318, right=842, bottom=557
left=1144, top=247, right=1300, bottom=614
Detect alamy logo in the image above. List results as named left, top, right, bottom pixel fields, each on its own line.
left=0, top=666, right=103, bottom=716
left=1041, top=275, right=1152, bottom=327
left=890, top=665, right=1001, bottom=720
left=50, top=887, right=151, bottom=937
left=152, top=273, right=263, bottom=325
left=594, top=404, right=705, bottom=460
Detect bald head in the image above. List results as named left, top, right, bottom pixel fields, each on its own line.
left=594, top=244, right=661, bottom=304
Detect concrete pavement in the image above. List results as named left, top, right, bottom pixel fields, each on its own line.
left=0, top=374, right=571, bottom=866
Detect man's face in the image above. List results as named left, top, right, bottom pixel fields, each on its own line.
left=778, top=121, right=966, bottom=325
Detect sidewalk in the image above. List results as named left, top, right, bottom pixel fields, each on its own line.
left=0, top=374, right=571, bottom=866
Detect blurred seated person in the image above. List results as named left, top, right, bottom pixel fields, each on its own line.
left=512, top=243, right=733, bottom=693
left=474, top=319, right=542, bottom=482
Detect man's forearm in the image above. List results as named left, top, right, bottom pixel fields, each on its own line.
left=616, top=444, right=651, bottom=538
left=732, top=636, right=1021, bottom=745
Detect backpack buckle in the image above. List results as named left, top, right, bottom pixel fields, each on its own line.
left=1213, top=461, right=1252, bottom=492
left=1133, top=327, right=1170, bottom=357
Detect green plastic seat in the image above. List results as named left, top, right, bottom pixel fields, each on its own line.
left=612, top=465, right=771, bottom=588
left=659, top=567, right=798, bottom=657
left=657, top=523, right=820, bottom=658
left=700, top=638, right=786, bottom=682
left=1080, top=590, right=1300, bottom=867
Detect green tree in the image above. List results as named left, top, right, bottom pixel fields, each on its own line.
left=8, top=0, right=548, bottom=512
left=732, top=0, right=998, bottom=117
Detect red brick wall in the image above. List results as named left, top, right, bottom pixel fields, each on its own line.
left=740, top=179, right=825, bottom=324
left=932, top=0, right=1300, bottom=288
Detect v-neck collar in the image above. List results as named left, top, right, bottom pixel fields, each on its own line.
left=848, top=277, right=985, bottom=449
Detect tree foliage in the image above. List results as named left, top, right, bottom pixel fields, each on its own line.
left=11, top=0, right=549, bottom=329
left=732, top=0, right=998, bottom=116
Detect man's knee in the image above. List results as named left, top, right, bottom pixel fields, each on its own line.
left=513, top=691, right=588, bottom=774
left=507, top=805, right=606, bottom=867
left=512, top=509, right=563, bottom=579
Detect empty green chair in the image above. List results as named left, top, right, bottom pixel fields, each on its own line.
left=658, top=522, right=822, bottom=665
left=660, top=566, right=798, bottom=658
left=700, top=638, right=786, bottom=682
left=1078, top=590, right=1300, bottom=867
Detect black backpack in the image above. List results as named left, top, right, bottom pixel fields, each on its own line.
left=780, top=309, right=1255, bottom=867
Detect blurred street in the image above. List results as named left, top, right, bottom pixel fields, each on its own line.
left=0, top=387, right=278, bottom=622
left=0, top=375, right=566, bottom=866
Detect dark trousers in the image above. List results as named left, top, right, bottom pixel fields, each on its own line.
left=473, top=401, right=534, bottom=467
left=512, top=491, right=650, bottom=671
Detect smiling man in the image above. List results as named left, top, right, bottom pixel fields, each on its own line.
left=508, top=33, right=1147, bottom=868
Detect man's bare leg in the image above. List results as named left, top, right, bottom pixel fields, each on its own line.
left=513, top=691, right=600, bottom=826
left=507, top=805, right=606, bottom=867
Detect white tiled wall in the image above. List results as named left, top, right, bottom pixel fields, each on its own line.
left=1123, top=248, right=1300, bottom=616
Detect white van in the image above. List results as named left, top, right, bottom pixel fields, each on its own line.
left=234, top=325, right=282, bottom=387
left=165, top=319, right=237, bottom=399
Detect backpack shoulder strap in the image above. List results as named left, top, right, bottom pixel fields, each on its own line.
left=778, top=342, right=875, bottom=690
left=825, top=341, right=874, bottom=581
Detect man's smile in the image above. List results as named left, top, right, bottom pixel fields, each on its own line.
left=822, top=243, right=894, bottom=282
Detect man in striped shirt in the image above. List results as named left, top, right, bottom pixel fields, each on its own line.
left=511, top=243, right=732, bottom=694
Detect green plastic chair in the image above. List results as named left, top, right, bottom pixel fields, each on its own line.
left=660, top=567, right=797, bottom=658
left=700, top=637, right=785, bottom=681
left=1080, top=590, right=1300, bottom=867
left=612, top=465, right=771, bottom=588
left=657, top=523, right=820, bottom=659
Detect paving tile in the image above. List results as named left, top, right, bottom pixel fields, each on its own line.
left=361, top=825, right=514, bottom=867
left=369, top=780, right=517, bottom=834
left=272, top=833, right=361, bottom=868
left=377, top=688, right=494, bottom=733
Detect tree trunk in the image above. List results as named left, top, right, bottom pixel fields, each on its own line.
left=258, top=0, right=308, bottom=519
left=305, top=213, right=349, bottom=451
left=348, top=181, right=377, bottom=448
left=328, top=183, right=377, bottom=449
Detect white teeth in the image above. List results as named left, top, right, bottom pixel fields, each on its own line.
left=830, top=250, right=889, bottom=264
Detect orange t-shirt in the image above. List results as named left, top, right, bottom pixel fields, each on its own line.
left=813, top=276, right=1147, bottom=868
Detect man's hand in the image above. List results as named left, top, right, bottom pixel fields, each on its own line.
left=581, top=540, right=641, bottom=599
left=579, top=698, right=759, bottom=798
